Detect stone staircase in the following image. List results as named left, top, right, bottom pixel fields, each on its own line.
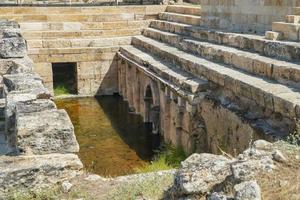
left=265, top=7, right=300, bottom=41
left=119, top=4, right=300, bottom=143
left=0, top=5, right=165, bottom=95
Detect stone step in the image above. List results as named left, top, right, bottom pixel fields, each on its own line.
left=0, top=5, right=166, bottom=15
left=120, top=45, right=209, bottom=96
left=26, top=36, right=132, bottom=49
left=0, top=13, right=143, bottom=22
left=19, top=20, right=150, bottom=31
left=272, top=22, right=300, bottom=41
left=293, top=7, right=300, bottom=15
left=131, top=35, right=300, bottom=119
left=28, top=46, right=120, bottom=63
left=149, top=20, right=300, bottom=61
left=158, top=12, right=201, bottom=26
left=28, top=46, right=120, bottom=55
left=143, top=28, right=300, bottom=87
left=166, top=5, right=201, bottom=16
left=21, top=28, right=142, bottom=39
left=285, top=15, right=300, bottom=24
left=265, top=31, right=283, bottom=41
left=119, top=45, right=286, bottom=140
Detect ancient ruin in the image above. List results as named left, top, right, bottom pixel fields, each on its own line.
left=0, top=0, right=299, bottom=199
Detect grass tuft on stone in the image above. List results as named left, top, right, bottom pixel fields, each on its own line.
left=134, top=143, right=187, bottom=173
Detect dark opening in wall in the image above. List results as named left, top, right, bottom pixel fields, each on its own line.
left=52, top=62, right=77, bottom=96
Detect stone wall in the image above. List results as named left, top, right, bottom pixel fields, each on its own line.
left=117, top=48, right=266, bottom=155
left=0, top=19, right=82, bottom=195
left=201, top=0, right=300, bottom=34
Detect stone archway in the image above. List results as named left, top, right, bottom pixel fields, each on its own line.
left=144, top=85, right=160, bottom=135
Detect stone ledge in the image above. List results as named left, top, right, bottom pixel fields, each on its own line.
left=16, top=109, right=79, bottom=155
left=0, top=19, right=82, bottom=195
left=0, top=153, right=83, bottom=195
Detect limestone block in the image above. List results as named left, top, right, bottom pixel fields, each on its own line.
left=63, top=22, right=82, bottom=31
left=272, top=62, right=300, bottom=83
left=16, top=109, right=79, bottom=155
left=5, top=93, right=37, bottom=150
left=201, top=99, right=255, bottom=154
left=0, top=20, right=19, bottom=29
left=19, top=22, right=44, bottom=31
left=231, top=53, right=254, bottom=73
left=3, top=73, right=43, bottom=93
left=265, top=31, right=283, bottom=41
left=285, top=15, right=300, bottom=23
left=234, top=181, right=261, bottom=200
left=26, top=40, right=43, bottom=48
left=252, top=59, right=272, bottom=78
left=0, top=37, right=27, bottom=59
left=0, top=29, right=22, bottom=39
left=33, top=62, right=53, bottom=83
left=273, top=93, right=300, bottom=118
left=0, top=58, right=33, bottom=75
left=0, top=153, right=82, bottom=194
left=15, top=99, right=56, bottom=114
left=77, top=78, right=92, bottom=95
left=173, top=153, right=232, bottom=195
left=272, top=22, right=300, bottom=41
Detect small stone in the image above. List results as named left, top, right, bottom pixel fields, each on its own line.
left=207, top=192, right=227, bottom=200
left=279, top=180, right=288, bottom=187
left=61, top=181, right=73, bottom=193
left=252, top=140, right=273, bottom=151
left=234, top=180, right=261, bottom=200
left=272, top=150, right=287, bottom=163
left=84, top=174, right=106, bottom=182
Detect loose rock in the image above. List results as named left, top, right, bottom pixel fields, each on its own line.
left=61, top=181, right=73, bottom=193
left=234, top=180, right=261, bottom=200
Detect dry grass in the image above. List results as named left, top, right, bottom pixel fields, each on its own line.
left=107, top=173, right=174, bottom=200
left=6, top=185, right=93, bottom=200
left=256, top=142, right=300, bottom=200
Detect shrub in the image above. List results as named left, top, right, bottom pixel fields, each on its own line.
left=134, top=143, right=187, bottom=173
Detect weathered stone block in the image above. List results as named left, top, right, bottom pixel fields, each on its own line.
left=15, top=99, right=56, bottom=114
left=0, top=37, right=27, bottom=59
left=173, top=153, right=232, bottom=195
left=0, top=153, right=82, bottom=195
left=0, top=20, right=19, bottom=29
left=3, top=73, right=44, bottom=93
left=16, top=109, right=79, bottom=155
left=0, top=58, right=33, bottom=75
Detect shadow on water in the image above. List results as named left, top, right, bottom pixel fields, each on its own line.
left=55, top=95, right=160, bottom=177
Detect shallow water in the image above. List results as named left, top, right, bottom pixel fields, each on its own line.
left=55, top=96, right=159, bottom=177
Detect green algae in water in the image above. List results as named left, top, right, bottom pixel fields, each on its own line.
left=55, top=96, right=159, bottom=177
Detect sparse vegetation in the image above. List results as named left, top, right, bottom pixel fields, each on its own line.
left=134, top=143, right=187, bottom=173
left=54, top=83, right=72, bottom=96
left=107, top=173, right=174, bottom=200
left=285, top=121, right=300, bottom=146
left=6, top=186, right=92, bottom=200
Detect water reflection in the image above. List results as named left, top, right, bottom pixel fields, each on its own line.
left=55, top=96, right=160, bottom=177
